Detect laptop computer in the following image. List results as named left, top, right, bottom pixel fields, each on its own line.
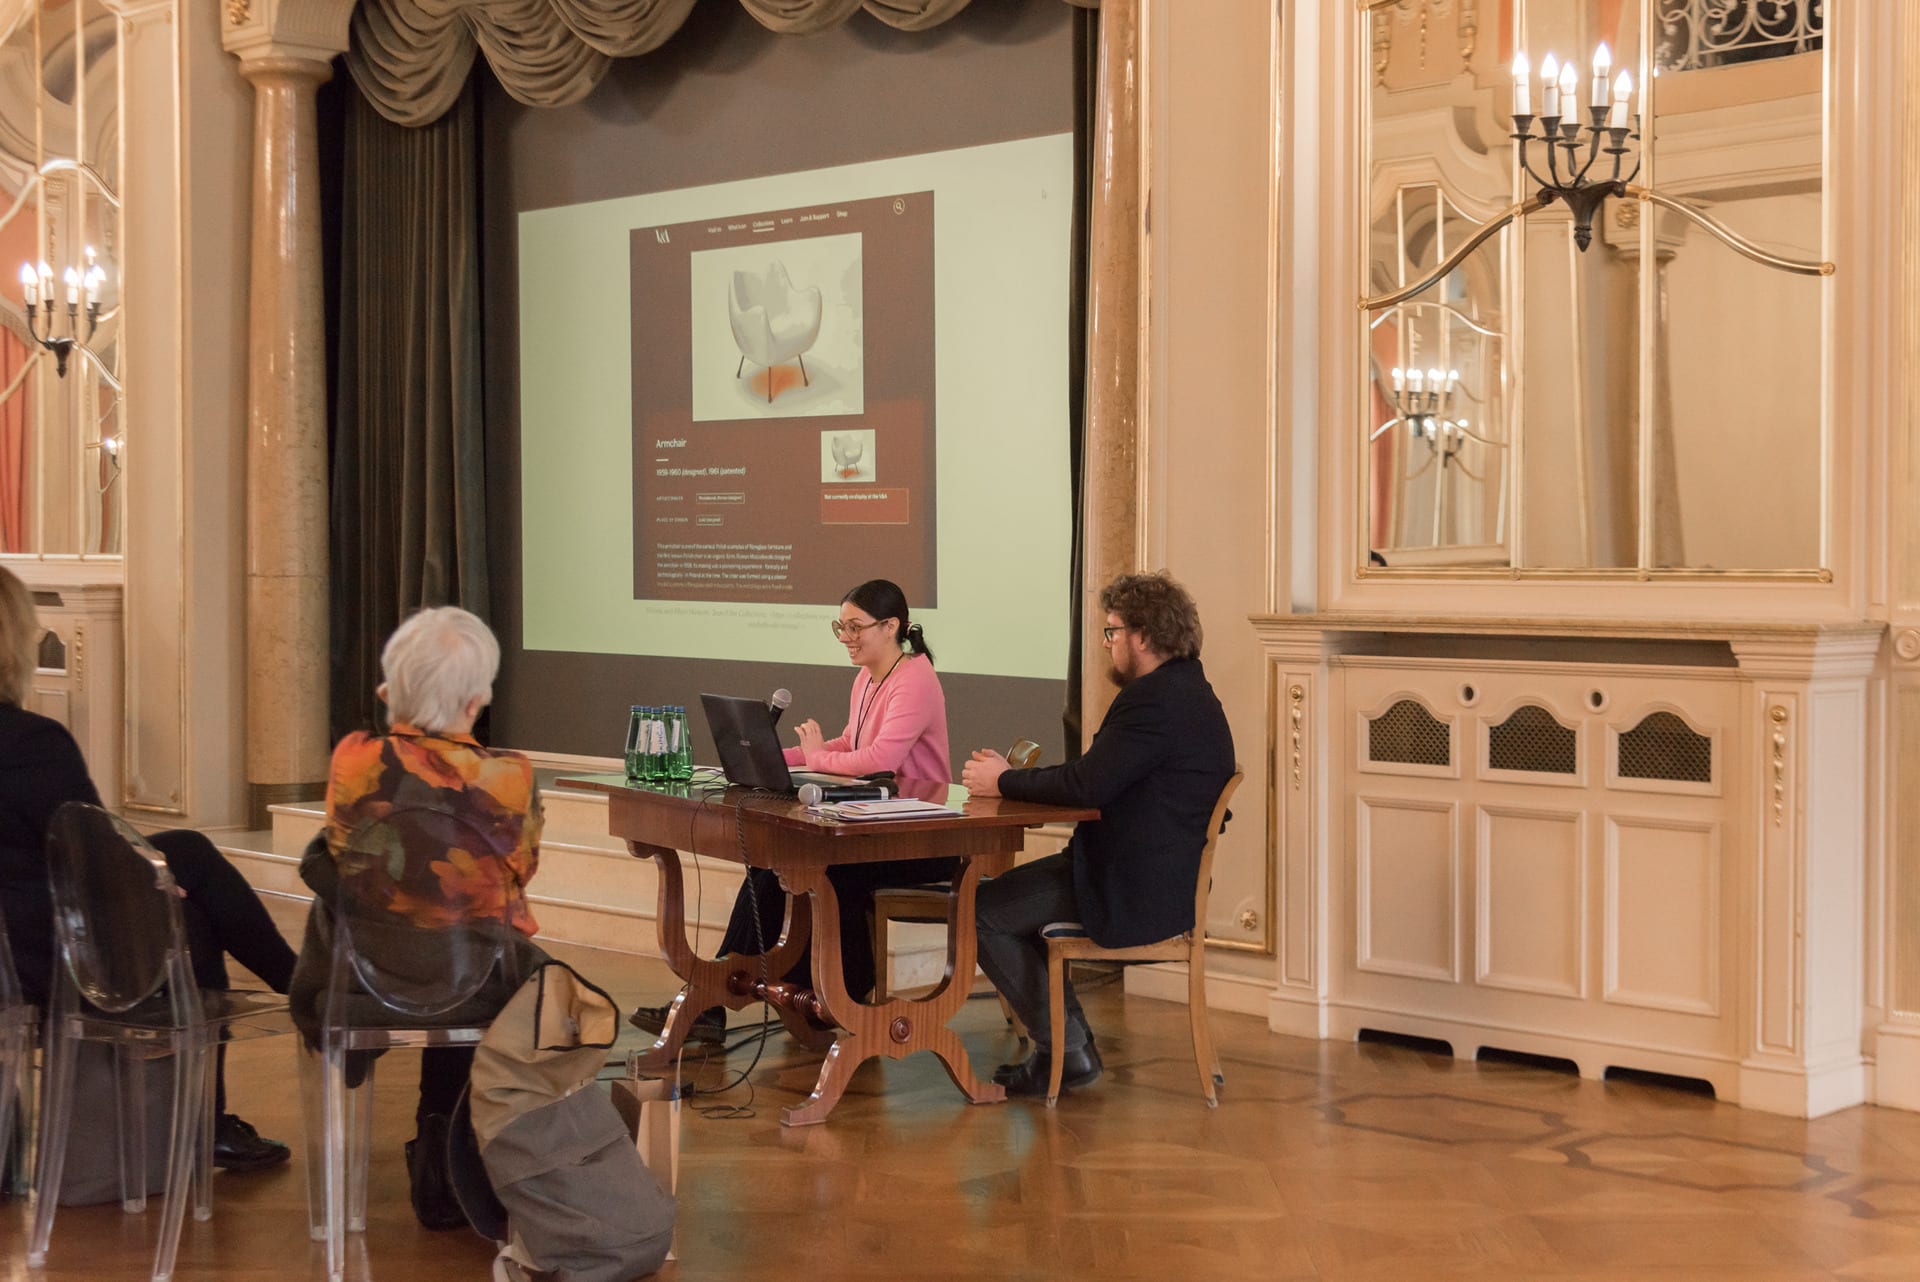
left=700, top=692, right=865, bottom=793
left=701, top=692, right=796, bottom=791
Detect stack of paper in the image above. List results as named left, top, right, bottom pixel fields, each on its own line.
left=811, top=798, right=962, bottom=821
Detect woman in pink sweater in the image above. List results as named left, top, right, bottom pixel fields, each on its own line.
left=630, top=580, right=954, bottom=1042
left=782, top=579, right=950, bottom=782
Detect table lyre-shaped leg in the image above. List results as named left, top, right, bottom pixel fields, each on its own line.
left=918, top=855, right=1006, bottom=1107
left=779, top=854, right=1006, bottom=1126
left=628, top=842, right=815, bottom=1071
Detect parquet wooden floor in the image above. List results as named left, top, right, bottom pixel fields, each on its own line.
left=5, top=898, right=1919, bottom=1280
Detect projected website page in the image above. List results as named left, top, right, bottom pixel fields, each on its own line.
left=518, top=134, right=1073, bottom=681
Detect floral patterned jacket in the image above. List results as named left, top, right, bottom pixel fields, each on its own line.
left=323, top=722, right=542, bottom=937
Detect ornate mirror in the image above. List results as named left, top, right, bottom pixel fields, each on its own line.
left=0, top=0, right=122, bottom=556
left=1361, top=0, right=1827, bottom=575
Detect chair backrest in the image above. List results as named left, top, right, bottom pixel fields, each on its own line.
left=330, top=804, right=514, bottom=1021
left=0, top=905, right=23, bottom=1013
left=43, top=802, right=192, bottom=1017
left=1190, top=771, right=1245, bottom=937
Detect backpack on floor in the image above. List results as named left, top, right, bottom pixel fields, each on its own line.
left=467, top=962, right=675, bottom=1282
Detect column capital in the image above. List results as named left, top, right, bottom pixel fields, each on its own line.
left=222, top=0, right=353, bottom=76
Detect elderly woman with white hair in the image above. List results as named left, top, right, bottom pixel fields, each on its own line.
left=291, top=605, right=544, bottom=1231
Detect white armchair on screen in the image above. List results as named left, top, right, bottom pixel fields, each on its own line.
left=727, top=261, right=823, bottom=402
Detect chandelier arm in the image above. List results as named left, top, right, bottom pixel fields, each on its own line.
left=37, top=159, right=121, bottom=208
left=76, top=346, right=122, bottom=393
left=0, top=173, right=43, bottom=240
left=1404, top=453, right=1437, bottom=481
left=1453, top=459, right=1486, bottom=482
left=0, top=347, right=39, bottom=406
left=1369, top=415, right=1406, bottom=442
left=1362, top=195, right=1547, bottom=310
left=1571, top=127, right=1604, bottom=184
left=1625, top=186, right=1835, bottom=277
left=1379, top=300, right=1502, bottom=338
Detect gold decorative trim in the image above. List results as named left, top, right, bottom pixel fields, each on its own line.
left=1289, top=683, right=1306, bottom=789
left=1769, top=704, right=1789, bottom=827
left=71, top=619, right=83, bottom=691
left=1352, top=566, right=1833, bottom=581
left=227, top=0, right=251, bottom=26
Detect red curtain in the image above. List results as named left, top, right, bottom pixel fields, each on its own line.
left=0, top=328, right=30, bottom=551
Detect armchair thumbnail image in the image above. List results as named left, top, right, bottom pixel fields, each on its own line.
left=727, top=261, right=823, bottom=403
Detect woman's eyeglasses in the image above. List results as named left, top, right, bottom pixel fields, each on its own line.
left=831, top=618, right=882, bottom=640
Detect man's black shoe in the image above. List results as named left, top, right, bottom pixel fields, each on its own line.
left=406, top=1115, right=468, bottom=1231
left=993, top=1033, right=1095, bottom=1083
left=995, top=1041, right=1104, bottom=1097
left=211, top=1114, right=291, bottom=1173
left=627, top=1002, right=726, bottom=1046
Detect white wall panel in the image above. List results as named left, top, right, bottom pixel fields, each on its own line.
left=1476, top=805, right=1585, bottom=998
left=1604, top=815, right=1722, bottom=1016
left=1356, top=796, right=1458, bottom=981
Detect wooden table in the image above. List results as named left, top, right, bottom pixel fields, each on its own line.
left=560, top=774, right=1095, bottom=1126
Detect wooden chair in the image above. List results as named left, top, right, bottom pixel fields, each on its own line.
left=869, top=740, right=1042, bottom=1030
left=1039, top=769, right=1243, bottom=1108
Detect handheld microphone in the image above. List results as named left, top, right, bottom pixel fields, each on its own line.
left=798, top=782, right=892, bottom=806
left=768, top=688, right=793, bottom=726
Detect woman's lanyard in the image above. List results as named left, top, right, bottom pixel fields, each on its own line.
left=852, top=653, right=907, bottom=750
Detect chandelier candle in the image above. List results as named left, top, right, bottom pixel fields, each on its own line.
left=1509, top=44, right=1640, bottom=251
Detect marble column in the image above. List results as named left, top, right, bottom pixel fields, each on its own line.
left=223, top=1, right=351, bottom=825
left=1080, top=0, right=1146, bottom=743
left=240, top=56, right=331, bottom=824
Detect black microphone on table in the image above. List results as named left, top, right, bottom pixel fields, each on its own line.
left=798, top=782, right=892, bottom=806
left=767, top=688, right=792, bottom=726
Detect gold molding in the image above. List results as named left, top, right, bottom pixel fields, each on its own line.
left=1288, top=683, right=1305, bottom=790
left=1769, top=703, right=1790, bottom=827
left=1356, top=565, right=1833, bottom=582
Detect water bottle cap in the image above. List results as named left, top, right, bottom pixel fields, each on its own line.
left=630, top=705, right=645, bottom=712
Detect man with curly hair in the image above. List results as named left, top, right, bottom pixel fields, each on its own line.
left=963, top=571, right=1236, bottom=1098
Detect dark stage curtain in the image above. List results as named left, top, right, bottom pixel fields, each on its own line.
left=1062, top=5, right=1094, bottom=760
left=329, top=77, right=490, bottom=743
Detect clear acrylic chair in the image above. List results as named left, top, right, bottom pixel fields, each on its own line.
left=302, top=805, right=524, bottom=1282
left=0, top=909, right=37, bottom=1196
left=29, top=802, right=293, bottom=1282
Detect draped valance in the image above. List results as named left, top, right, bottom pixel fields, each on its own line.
left=346, top=0, right=1099, bottom=127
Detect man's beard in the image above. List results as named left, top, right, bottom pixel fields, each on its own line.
left=1106, top=661, right=1131, bottom=689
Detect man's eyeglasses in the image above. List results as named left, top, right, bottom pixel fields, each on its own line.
left=1102, top=625, right=1128, bottom=643
left=831, top=618, right=881, bottom=640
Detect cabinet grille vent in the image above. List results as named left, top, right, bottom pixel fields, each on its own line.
left=1368, top=699, right=1450, bottom=767
left=36, top=628, right=65, bottom=673
left=1487, top=705, right=1577, bottom=774
left=1617, top=712, right=1713, bottom=783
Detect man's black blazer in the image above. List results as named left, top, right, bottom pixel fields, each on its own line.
left=0, top=702, right=101, bottom=1004
left=998, top=656, right=1235, bottom=948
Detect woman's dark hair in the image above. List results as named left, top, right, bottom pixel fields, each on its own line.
left=843, top=578, right=935, bottom=664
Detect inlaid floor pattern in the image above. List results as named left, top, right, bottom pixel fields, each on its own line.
left=5, top=897, right=1918, bottom=1280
